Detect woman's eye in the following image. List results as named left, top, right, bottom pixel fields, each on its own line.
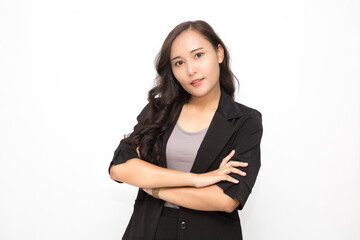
left=195, top=53, right=203, bottom=58
left=175, top=61, right=183, bottom=66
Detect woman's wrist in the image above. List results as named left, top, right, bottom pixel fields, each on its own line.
left=189, top=172, right=200, bottom=188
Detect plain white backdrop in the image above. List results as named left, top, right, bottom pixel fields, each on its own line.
left=1, top=0, right=359, bottom=239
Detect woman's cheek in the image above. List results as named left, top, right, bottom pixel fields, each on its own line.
left=173, top=71, right=186, bottom=86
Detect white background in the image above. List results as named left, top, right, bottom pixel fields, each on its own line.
left=1, top=0, right=359, bottom=239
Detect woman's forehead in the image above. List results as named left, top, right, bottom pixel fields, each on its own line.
left=170, top=30, right=213, bottom=56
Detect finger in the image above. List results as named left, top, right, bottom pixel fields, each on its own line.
left=220, top=150, right=235, bottom=168
left=224, top=175, right=239, bottom=184
left=222, top=167, right=246, bottom=176
left=230, top=168, right=247, bottom=176
left=227, top=161, right=248, bottom=168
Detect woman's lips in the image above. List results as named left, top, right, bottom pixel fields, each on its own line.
left=191, top=78, right=204, bottom=86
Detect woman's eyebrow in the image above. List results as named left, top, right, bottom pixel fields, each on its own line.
left=170, top=47, right=204, bottom=61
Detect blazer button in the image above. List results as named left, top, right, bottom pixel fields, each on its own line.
left=180, top=221, right=187, bottom=230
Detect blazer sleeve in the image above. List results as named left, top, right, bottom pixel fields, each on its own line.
left=108, top=103, right=150, bottom=182
left=216, top=110, right=263, bottom=210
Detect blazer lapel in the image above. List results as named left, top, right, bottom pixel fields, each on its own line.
left=190, top=112, right=236, bottom=173
left=190, top=89, right=243, bottom=173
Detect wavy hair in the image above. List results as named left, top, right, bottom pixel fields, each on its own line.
left=125, top=20, right=238, bottom=166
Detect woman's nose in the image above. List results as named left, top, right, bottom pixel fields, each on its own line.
left=186, top=60, right=197, bottom=76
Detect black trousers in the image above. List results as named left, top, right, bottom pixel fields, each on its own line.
left=154, top=207, right=179, bottom=240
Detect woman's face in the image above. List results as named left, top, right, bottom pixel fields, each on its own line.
left=170, top=29, right=224, bottom=99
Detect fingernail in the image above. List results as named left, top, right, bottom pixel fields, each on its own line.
left=244, top=163, right=248, bottom=166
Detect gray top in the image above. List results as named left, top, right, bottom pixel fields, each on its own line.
left=164, top=122, right=208, bottom=209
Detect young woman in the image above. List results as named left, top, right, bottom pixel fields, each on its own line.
left=109, top=20, right=263, bottom=240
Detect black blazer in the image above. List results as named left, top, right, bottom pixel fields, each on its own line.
left=109, top=89, right=263, bottom=240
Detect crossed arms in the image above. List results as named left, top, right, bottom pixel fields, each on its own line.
left=109, top=149, right=248, bottom=213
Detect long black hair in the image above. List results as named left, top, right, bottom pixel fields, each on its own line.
left=125, top=20, right=238, bottom=166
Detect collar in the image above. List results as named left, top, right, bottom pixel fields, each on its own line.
left=216, top=88, right=243, bottom=120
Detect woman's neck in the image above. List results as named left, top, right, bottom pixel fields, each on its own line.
left=187, top=84, right=221, bottom=112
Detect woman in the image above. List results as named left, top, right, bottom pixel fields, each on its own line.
left=109, top=20, right=263, bottom=240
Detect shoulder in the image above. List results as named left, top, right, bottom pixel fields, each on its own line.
left=228, top=101, right=263, bottom=133
left=229, top=102, right=263, bottom=145
left=135, top=98, right=164, bottom=122
left=218, top=89, right=261, bottom=121
left=136, top=103, right=150, bottom=118
left=234, top=101, right=262, bottom=119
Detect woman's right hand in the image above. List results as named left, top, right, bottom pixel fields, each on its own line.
left=192, top=150, right=248, bottom=188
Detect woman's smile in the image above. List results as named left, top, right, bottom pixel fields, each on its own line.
left=191, top=78, right=204, bottom=86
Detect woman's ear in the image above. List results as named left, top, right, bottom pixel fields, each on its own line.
left=217, top=44, right=224, bottom=64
